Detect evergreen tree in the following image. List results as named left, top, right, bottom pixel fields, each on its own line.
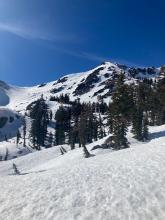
left=85, top=103, right=95, bottom=143
left=78, top=112, right=91, bottom=158
left=112, top=115, right=129, bottom=149
left=107, top=103, right=114, bottom=134
left=132, top=107, right=143, bottom=140
left=49, top=110, right=53, bottom=121
left=13, top=163, right=20, bottom=175
left=142, top=113, right=149, bottom=141
left=93, top=116, right=98, bottom=141
left=16, top=130, right=21, bottom=146
left=109, top=73, right=130, bottom=149
left=131, top=81, right=149, bottom=141
left=47, top=132, right=53, bottom=147
left=70, top=127, right=77, bottom=150
left=69, top=100, right=83, bottom=148
left=155, top=77, right=165, bottom=125
left=22, top=116, right=27, bottom=147
left=29, top=97, right=49, bottom=150
left=97, top=114, right=105, bottom=139
left=55, top=106, right=71, bottom=145
left=4, top=148, right=9, bottom=161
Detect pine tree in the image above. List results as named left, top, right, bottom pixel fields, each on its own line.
left=132, top=81, right=149, bottom=141
left=112, top=115, right=129, bottom=149
left=13, top=163, right=20, bottom=175
left=98, top=114, right=105, bottom=139
left=107, top=103, right=114, bottom=134
left=22, top=116, right=27, bottom=147
left=142, top=113, right=149, bottom=141
left=78, top=112, right=91, bottom=158
left=4, top=135, right=8, bottom=142
left=47, top=132, right=53, bottom=147
left=86, top=103, right=95, bottom=143
left=109, top=73, right=130, bottom=149
left=4, top=148, right=9, bottom=161
left=55, top=106, right=71, bottom=145
left=16, top=130, right=21, bottom=146
left=155, top=77, right=165, bottom=125
left=132, top=106, right=143, bottom=141
left=93, top=116, right=98, bottom=141
left=55, top=123, right=65, bottom=145
left=29, top=97, right=49, bottom=150
left=69, top=100, right=83, bottom=149
left=49, top=110, right=53, bottom=121
left=70, top=127, right=77, bottom=150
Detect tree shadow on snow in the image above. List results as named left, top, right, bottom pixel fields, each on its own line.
left=149, top=130, right=165, bottom=140
left=8, top=169, right=47, bottom=176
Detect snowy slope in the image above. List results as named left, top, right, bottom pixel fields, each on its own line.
left=0, top=62, right=162, bottom=113
left=0, top=125, right=165, bottom=219
left=0, top=61, right=163, bottom=160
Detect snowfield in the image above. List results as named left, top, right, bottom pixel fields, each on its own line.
left=0, top=125, right=165, bottom=220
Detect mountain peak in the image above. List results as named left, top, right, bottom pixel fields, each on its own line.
left=0, top=62, right=163, bottom=111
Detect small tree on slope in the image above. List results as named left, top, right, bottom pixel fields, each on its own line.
left=13, top=163, right=20, bottom=175
left=78, top=112, right=92, bottom=158
left=16, top=129, right=21, bottom=146
left=22, top=116, right=27, bottom=147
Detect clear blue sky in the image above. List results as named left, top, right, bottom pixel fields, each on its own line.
left=0, top=0, right=165, bottom=86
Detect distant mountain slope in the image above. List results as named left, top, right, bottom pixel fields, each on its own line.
left=0, top=61, right=163, bottom=113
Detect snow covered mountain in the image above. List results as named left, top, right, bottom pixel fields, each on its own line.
left=0, top=61, right=163, bottom=113
left=1, top=61, right=165, bottom=219
left=0, top=61, right=163, bottom=157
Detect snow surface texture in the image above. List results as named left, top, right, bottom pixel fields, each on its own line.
left=0, top=125, right=165, bottom=220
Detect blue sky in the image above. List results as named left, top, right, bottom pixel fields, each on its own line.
left=0, top=0, right=165, bottom=86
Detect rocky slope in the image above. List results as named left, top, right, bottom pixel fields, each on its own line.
left=0, top=61, right=163, bottom=113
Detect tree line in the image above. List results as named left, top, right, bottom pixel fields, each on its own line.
left=28, top=72, right=165, bottom=152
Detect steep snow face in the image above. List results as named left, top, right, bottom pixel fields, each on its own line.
left=0, top=62, right=162, bottom=113
left=0, top=125, right=165, bottom=219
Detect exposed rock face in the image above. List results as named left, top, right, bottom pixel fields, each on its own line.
left=73, top=67, right=104, bottom=96
left=0, top=61, right=164, bottom=111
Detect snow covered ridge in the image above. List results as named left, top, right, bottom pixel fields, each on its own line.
left=0, top=61, right=164, bottom=112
